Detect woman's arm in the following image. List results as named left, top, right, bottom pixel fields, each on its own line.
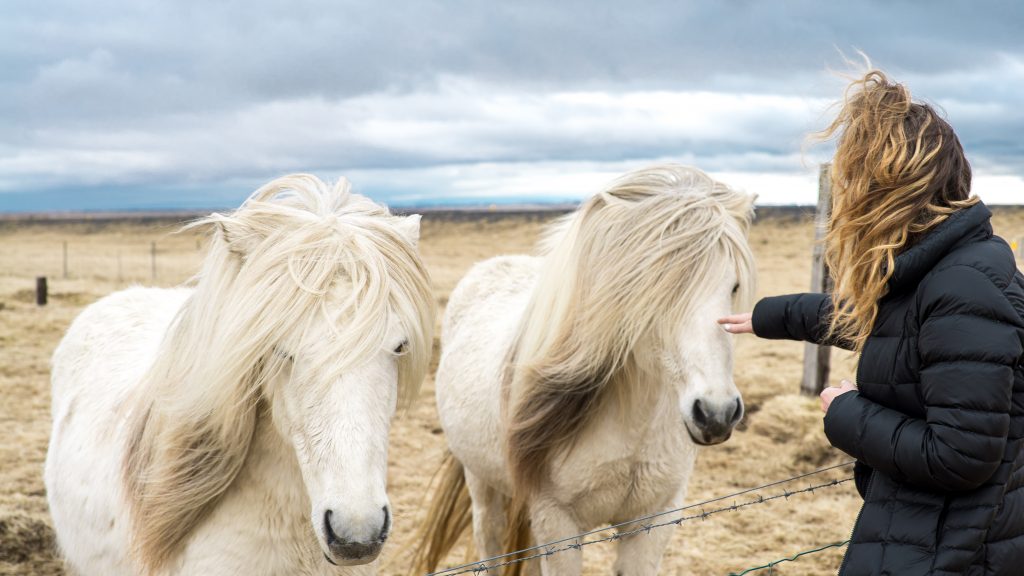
left=823, top=265, right=1023, bottom=492
left=741, top=292, right=854, bottom=350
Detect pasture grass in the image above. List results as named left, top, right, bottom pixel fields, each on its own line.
left=2, top=208, right=1024, bottom=575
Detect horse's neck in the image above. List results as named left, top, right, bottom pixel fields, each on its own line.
left=585, top=369, right=682, bottom=448
left=237, top=408, right=308, bottom=517
left=205, top=406, right=313, bottom=557
left=546, top=369, right=692, bottom=512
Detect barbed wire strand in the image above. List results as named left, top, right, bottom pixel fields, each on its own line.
left=427, top=460, right=856, bottom=576
left=727, top=539, right=850, bottom=575
left=432, top=477, right=855, bottom=576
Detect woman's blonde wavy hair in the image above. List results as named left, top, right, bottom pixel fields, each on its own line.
left=818, top=69, right=976, bottom=351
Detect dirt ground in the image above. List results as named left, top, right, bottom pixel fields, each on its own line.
left=3, top=207, right=1024, bottom=575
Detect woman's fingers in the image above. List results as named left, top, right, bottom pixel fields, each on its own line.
left=722, top=321, right=753, bottom=334
left=820, top=379, right=858, bottom=412
left=820, top=386, right=841, bottom=412
left=718, top=312, right=753, bottom=334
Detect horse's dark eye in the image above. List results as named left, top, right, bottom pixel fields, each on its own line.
left=394, top=340, right=409, bottom=355
left=732, top=283, right=740, bottom=295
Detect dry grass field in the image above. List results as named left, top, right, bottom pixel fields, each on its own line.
left=3, top=207, right=1024, bottom=575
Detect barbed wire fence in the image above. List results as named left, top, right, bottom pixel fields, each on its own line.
left=729, top=540, right=850, bottom=576
left=426, top=460, right=857, bottom=576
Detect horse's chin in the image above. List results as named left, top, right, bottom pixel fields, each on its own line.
left=684, top=423, right=733, bottom=446
left=321, top=546, right=383, bottom=567
left=319, top=529, right=385, bottom=567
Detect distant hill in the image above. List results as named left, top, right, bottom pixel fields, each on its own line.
left=6, top=204, right=1022, bottom=226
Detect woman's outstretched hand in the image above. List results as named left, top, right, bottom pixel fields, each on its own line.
left=717, top=313, right=753, bottom=334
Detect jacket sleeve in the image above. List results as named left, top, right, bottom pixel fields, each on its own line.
left=751, top=292, right=854, bottom=350
left=824, top=265, right=1023, bottom=492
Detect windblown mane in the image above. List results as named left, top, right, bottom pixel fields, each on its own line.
left=505, top=164, right=756, bottom=496
left=123, top=174, right=434, bottom=572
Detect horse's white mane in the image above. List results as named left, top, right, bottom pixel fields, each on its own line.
left=505, top=164, right=757, bottom=494
left=123, top=174, right=434, bottom=572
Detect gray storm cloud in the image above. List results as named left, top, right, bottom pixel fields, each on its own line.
left=1, top=0, right=1022, bottom=209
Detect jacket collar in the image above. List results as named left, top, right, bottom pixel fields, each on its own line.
left=887, top=201, right=992, bottom=292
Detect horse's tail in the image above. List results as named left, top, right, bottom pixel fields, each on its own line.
left=410, top=450, right=473, bottom=575
left=500, top=496, right=533, bottom=576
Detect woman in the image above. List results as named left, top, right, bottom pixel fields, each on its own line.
left=719, top=70, right=1024, bottom=575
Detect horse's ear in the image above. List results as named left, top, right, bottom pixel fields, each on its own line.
left=744, top=192, right=758, bottom=223
left=215, top=218, right=262, bottom=257
left=394, top=214, right=422, bottom=248
left=732, top=192, right=757, bottom=232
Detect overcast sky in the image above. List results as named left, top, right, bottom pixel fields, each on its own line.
left=2, top=0, right=1022, bottom=211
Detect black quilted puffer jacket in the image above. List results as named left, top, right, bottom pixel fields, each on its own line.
left=752, top=202, right=1024, bottom=575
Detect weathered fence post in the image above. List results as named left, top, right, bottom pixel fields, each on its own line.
left=150, top=241, right=157, bottom=281
left=62, top=241, right=68, bottom=279
left=36, top=276, right=48, bottom=306
left=800, top=163, right=833, bottom=397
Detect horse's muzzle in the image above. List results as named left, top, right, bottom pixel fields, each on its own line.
left=323, top=506, right=390, bottom=565
left=688, top=397, right=743, bottom=445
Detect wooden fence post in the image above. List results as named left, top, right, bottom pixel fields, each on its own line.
left=62, top=241, right=68, bottom=279
left=36, top=276, right=48, bottom=306
left=800, top=163, right=833, bottom=397
left=151, top=241, right=157, bottom=281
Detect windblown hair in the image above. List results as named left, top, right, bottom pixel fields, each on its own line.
left=123, top=174, right=434, bottom=573
left=505, top=164, right=756, bottom=497
left=819, top=69, right=976, bottom=351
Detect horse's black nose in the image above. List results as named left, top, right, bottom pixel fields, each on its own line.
left=691, top=397, right=743, bottom=445
left=323, top=506, right=390, bottom=563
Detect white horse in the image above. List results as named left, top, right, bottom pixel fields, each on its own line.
left=44, top=175, right=435, bottom=575
left=413, top=165, right=756, bottom=575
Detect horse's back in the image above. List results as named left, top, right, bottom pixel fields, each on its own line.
left=442, top=255, right=538, bottom=342
left=50, top=286, right=188, bottom=400
left=46, top=286, right=190, bottom=575
left=436, top=255, right=538, bottom=490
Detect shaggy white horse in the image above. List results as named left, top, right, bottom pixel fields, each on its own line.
left=44, top=175, right=435, bottom=575
left=413, top=165, right=756, bottom=575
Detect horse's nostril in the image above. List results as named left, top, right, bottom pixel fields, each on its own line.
left=324, top=509, right=338, bottom=545
left=379, top=506, right=391, bottom=541
left=730, top=398, right=744, bottom=425
left=692, top=399, right=709, bottom=427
